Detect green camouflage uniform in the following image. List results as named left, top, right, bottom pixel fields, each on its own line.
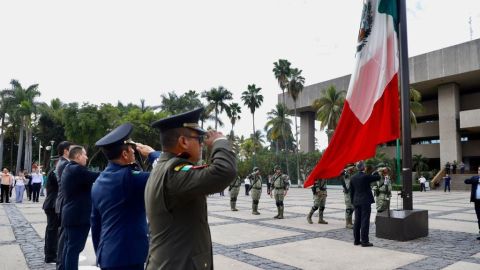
left=229, top=177, right=242, bottom=211
left=249, top=172, right=262, bottom=215
left=307, top=180, right=328, bottom=224
left=341, top=170, right=354, bottom=228
left=271, top=172, right=289, bottom=219
left=372, top=174, right=392, bottom=213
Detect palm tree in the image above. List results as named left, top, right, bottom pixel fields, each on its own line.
left=241, top=84, right=263, bottom=166
left=273, top=59, right=292, bottom=105
left=287, top=68, right=305, bottom=184
left=264, top=104, right=293, bottom=159
left=8, top=79, right=41, bottom=174
left=0, top=90, right=15, bottom=169
left=225, top=103, right=241, bottom=139
left=273, top=59, right=292, bottom=176
left=312, top=85, right=346, bottom=142
left=412, top=154, right=429, bottom=178
left=201, top=86, right=233, bottom=130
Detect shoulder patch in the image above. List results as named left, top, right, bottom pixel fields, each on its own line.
left=174, top=164, right=192, bottom=172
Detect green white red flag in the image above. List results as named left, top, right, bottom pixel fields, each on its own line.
left=304, top=0, right=400, bottom=187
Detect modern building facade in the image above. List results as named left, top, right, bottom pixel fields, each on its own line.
left=281, top=38, right=480, bottom=172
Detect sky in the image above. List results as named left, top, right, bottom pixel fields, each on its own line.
left=1, top=0, right=480, bottom=150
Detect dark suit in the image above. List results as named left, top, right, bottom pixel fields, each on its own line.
left=55, top=156, right=69, bottom=270
left=91, top=152, right=159, bottom=269
left=350, top=171, right=380, bottom=244
left=43, top=169, right=59, bottom=262
left=144, top=139, right=236, bottom=270
left=465, top=175, right=480, bottom=232
left=60, top=161, right=100, bottom=270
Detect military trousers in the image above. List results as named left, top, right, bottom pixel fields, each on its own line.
left=375, top=194, right=391, bottom=212
left=230, top=187, right=240, bottom=200
left=251, top=188, right=261, bottom=201
left=273, top=188, right=285, bottom=205
left=344, top=192, right=354, bottom=218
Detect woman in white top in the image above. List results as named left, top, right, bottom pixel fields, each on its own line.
left=14, top=171, right=27, bottom=203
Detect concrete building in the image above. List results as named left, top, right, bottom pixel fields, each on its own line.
left=281, top=38, right=480, bottom=172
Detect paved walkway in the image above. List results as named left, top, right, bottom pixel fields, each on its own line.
left=1, top=187, right=479, bottom=270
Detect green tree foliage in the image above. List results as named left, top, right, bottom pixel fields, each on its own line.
left=225, top=102, right=241, bottom=139
left=312, top=85, right=346, bottom=142
left=201, top=86, right=233, bottom=130
left=160, top=90, right=203, bottom=115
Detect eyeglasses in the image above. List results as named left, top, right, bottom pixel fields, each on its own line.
left=185, top=135, right=205, bottom=144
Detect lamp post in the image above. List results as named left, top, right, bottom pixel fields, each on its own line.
left=38, top=142, right=43, bottom=166
left=49, top=140, right=55, bottom=169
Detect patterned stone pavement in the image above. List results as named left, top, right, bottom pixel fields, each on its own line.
left=1, top=186, right=479, bottom=270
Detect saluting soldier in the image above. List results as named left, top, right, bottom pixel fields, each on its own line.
left=372, top=164, right=392, bottom=213
left=91, top=123, right=160, bottom=270
left=229, top=176, right=242, bottom=211
left=307, top=179, right=328, bottom=224
left=144, top=107, right=237, bottom=270
left=248, top=167, right=262, bottom=215
left=341, top=164, right=355, bottom=229
left=270, top=165, right=289, bottom=219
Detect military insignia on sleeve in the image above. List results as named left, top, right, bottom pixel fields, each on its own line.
left=174, top=164, right=193, bottom=172
left=132, top=171, right=141, bottom=175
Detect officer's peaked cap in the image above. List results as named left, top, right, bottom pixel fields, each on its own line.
left=151, top=107, right=206, bottom=134
left=95, top=123, right=134, bottom=147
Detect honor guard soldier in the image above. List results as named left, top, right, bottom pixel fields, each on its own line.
left=372, top=164, right=392, bottom=213
left=341, top=164, right=355, bottom=229
left=229, top=176, right=242, bottom=211
left=91, top=123, right=160, bottom=270
left=144, top=107, right=236, bottom=270
left=307, top=179, right=328, bottom=224
left=248, top=167, right=262, bottom=215
left=270, top=165, right=289, bottom=219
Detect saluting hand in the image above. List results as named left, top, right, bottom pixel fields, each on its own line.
left=136, top=143, right=155, bottom=157
left=204, top=130, right=226, bottom=149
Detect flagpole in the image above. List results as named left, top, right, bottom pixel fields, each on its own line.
left=398, top=0, right=413, bottom=210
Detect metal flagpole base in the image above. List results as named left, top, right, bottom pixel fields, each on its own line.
left=376, top=209, right=428, bottom=241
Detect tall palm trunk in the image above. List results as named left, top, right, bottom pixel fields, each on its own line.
left=0, top=116, right=5, bottom=170
left=280, top=90, right=290, bottom=178
left=24, top=126, right=33, bottom=172
left=16, top=124, right=25, bottom=175
left=252, top=112, right=256, bottom=167
left=293, top=102, right=301, bottom=186
left=215, top=107, right=218, bottom=130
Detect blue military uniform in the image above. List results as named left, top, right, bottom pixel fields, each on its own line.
left=91, top=123, right=160, bottom=270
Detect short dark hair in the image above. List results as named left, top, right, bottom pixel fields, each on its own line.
left=101, top=144, right=131, bottom=160
left=57, top=141, right=73, bottom=156
left=160, top=128, right=192, bottom=149
left=68, top=145, right=85, bottom=160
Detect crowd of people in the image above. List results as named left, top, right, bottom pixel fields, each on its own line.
left=0, top=165, right=47, bottom=204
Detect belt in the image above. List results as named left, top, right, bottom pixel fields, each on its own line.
left=274, top=187, right=285, bottom=190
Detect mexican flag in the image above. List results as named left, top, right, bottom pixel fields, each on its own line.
left=304, top=0, right=400, bottom=187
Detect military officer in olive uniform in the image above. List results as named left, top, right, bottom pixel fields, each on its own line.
left=144, top=108, right=236, bottom=270
left=248, top=167, right=262, bottom=215
left=341, top=164, right=355, bottom=229
left=372, top=165, right=392, bottom=213
left=307, top=179, right=328, bottom=224
left=229, top=176, right=242, bottom=211
left=270, top=165, right=289, bottom=219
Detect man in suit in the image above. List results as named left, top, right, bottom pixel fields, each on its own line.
left=144, top=107, right=236, bottom=270
left=43, top=156, right=60, bottom=263
left=91, top=123, right=160, bottom=270
left=350, top=161, right=380, bottom=247
left=60, top=145, right=100, bottom=270
left=465, top=167, right=480, bottom=240
left=55, top=140, right=72, bottom=270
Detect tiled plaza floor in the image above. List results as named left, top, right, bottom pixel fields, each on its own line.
left=0, top=186, right=479, bottom=269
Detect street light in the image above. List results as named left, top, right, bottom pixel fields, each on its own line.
left=49, top=140, right=55, bottom=169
